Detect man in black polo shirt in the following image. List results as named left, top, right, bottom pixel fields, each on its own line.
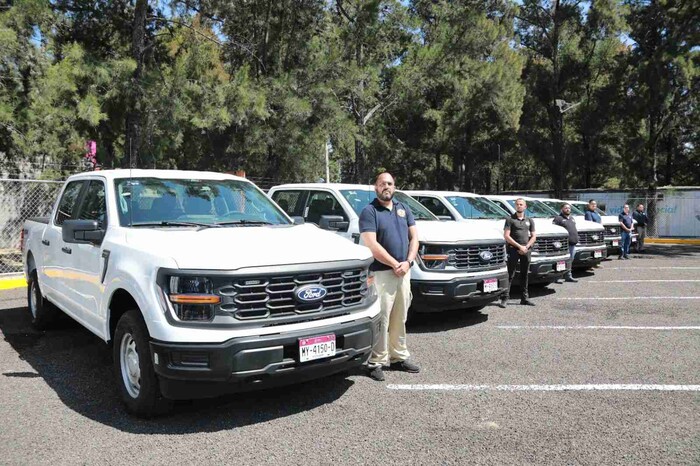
left=359, top=172, right=420, bottom=381
left=499, top=198, right=537, bottom=307
left=553, top=203, right=579, bottom=282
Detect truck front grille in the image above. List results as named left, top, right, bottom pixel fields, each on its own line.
left=447, top=243, right=506, bottom=271
left=533, top=235, right=569, bottom=256
left=215, top=268, right=368, bottom=321
left=604, top=225, right=620, bottom=237
left=578, top=231, right=605, bottom=246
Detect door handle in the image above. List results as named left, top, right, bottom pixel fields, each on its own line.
left=61, top=247, right=72, bottom=254
left=41, top=239, right=50, bottom=246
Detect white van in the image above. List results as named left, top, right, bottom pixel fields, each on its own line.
left=486, top=195, right=607, bottom=269
left=405, top=191, right=571, bottom=284
left=268, top=184, right=509, bottom=312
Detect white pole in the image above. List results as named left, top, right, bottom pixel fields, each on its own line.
left=325, top=140, right=330, bottom=183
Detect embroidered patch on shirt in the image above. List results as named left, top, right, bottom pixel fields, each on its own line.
left=397, top=208, right=406, bottom=218
left=525, top=221, right=530, bottom=226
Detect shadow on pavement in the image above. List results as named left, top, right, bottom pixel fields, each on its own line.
left=0, top=306, right=355, bottom=433
left=631, top=244, right=700, bottom=258
left=408, top=308, right=488, bottom=334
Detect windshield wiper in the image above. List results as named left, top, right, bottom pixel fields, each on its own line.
left=215, top=220, right=274, bottom=226
left=132, top=221, right=222, bottom=230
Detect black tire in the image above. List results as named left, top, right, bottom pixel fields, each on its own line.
left=27, top=270, right=58, bottom=330
left=113, top=310, right=171, bottom=417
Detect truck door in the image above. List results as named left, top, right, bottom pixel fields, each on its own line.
left=304, top=191, right=353, bottom=241
left=41, top=180, right=87, bottom=310
left=70, top=179, right=108, bottom=336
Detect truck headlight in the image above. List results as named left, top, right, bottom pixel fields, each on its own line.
left=168, top=276, right=220, bottom=321
left=419, top=244, right=450, bottom=270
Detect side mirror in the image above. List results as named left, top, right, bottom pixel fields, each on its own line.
left=62, top=219, right=105, bottom=245
left=437, top=215, right=453, bottom=221
left=319, top=215, right=349, bottom=232
left=291, top=216, right=305, bottom=225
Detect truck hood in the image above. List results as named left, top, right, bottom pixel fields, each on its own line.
left=461, top=218, right=569, bottom=237
left=416, top=220, right=504, bottom=243
left=125, top=224, right=372, bottom=270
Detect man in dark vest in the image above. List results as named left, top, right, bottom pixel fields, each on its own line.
left=553, top=203, right=579, bottom=283
left=499, top=198, right=537, bottom=307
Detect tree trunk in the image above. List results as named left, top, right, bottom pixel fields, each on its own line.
left=126, top=0, right=147, bottom=169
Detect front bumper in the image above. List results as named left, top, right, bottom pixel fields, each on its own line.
left=573, top=246, right=607, bottom=268
left=150, top=315, right=379, bottom=400
left=410, top=271, right=509, bottom=312
left=527, top=257, right=570, bottom=284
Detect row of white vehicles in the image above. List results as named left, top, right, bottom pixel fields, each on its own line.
left=21, top=170, right=617, bottom=416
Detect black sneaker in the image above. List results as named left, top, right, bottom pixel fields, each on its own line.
left=498, top=299, right=507, bottom=308
left=368, top=366, right=385, bottom=381
left=565, top=277, right=578, bottom=283
left=393, top=360, right=420, bottom=373
left=520, top=299, right=536, bottom=306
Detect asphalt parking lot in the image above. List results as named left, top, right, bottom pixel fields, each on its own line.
left=1, top=244, right=698, bottom=465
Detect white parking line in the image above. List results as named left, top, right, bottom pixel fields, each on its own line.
left=586, top=280, right=700, bottom=283
left=556, top=297, right=700, bottom=300
left=496, top=325, right=700, bottom=330
left=387, top=384, right=700, bottom=392
left=604, top=267, right=700, bottom=270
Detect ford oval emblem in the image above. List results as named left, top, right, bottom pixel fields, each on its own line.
left=295, top=284, right=327, bottom=303
left=592, top=234, right=599, bottom=241
left=479, top=250, right=493, bottom=261
left=553, top=241, right=562, bottom=249
left=610, top=228, right=616, bottom=233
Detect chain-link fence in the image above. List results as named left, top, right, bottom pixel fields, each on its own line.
left=0, top=179, right=64, bottom=275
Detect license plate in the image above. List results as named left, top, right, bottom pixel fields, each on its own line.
left=556, top=261, right=566, bottom=272
left=299, top=334, right=336, bottom=363
left=612, top=240, right=619, bottom=246
left=594, top=250, right=602, bottom=258
left=483, top=278, right=498, bottom=293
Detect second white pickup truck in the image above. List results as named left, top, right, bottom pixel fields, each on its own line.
left=268, top=184, right=509, bottom=313
left=22, top=170, right=380, bottom=416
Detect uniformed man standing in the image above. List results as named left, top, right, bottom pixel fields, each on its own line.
left=553, top=203, right=579, bottom=283
left=359, top=172, right=420, bottom=381
left=584, top=199, right=602, bottom=223
left=499, top=198, right=536, bottom=307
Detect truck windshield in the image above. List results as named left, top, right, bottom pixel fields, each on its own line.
left=541, top=200, right=584, bottom=216
left=446, top=196, right=509, bottom=219
left=506, top=199, right=558, bottom=218
left=340, top=189, right=438, bottom=221
left=114, top=177, right=290, bottom=227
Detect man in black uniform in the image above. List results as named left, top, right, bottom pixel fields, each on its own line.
left=499, top=198, right=536, bottom=307
left=553, top=203, right=579, bottom=282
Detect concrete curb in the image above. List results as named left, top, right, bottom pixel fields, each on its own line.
left=0, top=276, right=26, bottom=291
left=646, top=238, right=700, bottom=245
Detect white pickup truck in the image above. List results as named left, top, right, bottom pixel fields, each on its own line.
left=487, top=195, right=608, bottom=269
left=22, top=170, right=380, bottom=416
left=405, top=191, right=571, bottom=285
left=566, top=200, right=637, bottom=255
left=267, top=184, right=509, bottom=313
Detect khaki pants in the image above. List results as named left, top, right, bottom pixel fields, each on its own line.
left=368, top=269, right=412, bottom=368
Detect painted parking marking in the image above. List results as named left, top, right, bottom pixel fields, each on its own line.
left=387, top=384, right=700, bottom=392
left=603, top=267, right=700, bottom=270
left=586, top=280, right=700, bottom=283
left=555, top=297, right=700, bottom=300
left=495, top=325, right=700, bottom=330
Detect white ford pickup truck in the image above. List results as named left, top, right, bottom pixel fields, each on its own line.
left=22, top=170, right=380, bottom=416
left=268, top=184, right=509, bottom=313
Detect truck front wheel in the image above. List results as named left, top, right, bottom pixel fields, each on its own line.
left=113, top=310, right=171, bottom=417
left=27, top=270, right=58, bottom=329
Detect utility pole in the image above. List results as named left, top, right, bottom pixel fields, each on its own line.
left=325, top=140, right=330, bottom=183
